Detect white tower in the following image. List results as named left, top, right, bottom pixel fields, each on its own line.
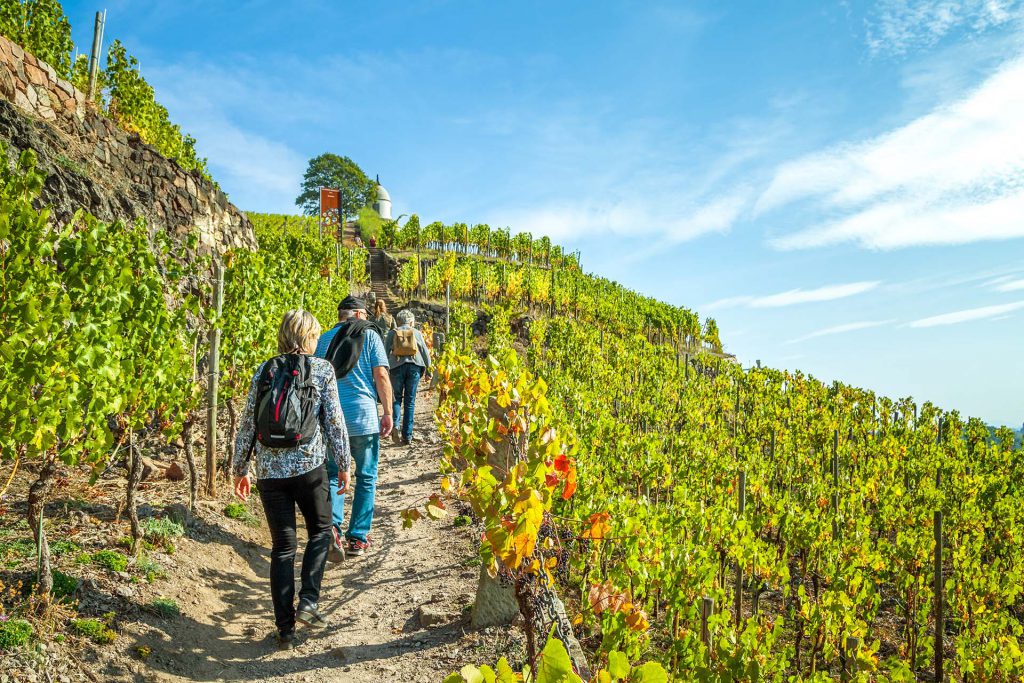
left=373, top=175, right=392, bottom=220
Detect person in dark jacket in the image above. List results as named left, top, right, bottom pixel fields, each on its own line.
left=384, top=309, right=432, bottom=445
left=232, top=310, right=352, bottom=649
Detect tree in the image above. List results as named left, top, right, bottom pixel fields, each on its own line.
left=295, top=153, right=376, bottom=218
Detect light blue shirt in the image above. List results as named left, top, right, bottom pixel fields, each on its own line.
left=315, top=324, right=389, bottom=437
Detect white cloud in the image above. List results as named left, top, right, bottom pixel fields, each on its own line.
left=760, top=53, right=1024, bottom=250
left=908, top=300, right=1024, bottom=327
left=502, top=190, right=750, bottom=247
left=786, top=319, right=896, bottom=344
left=705, top=281, right=880, bottom=310
left=991, top=277, right=1024, bottom=291
left=771, top=188, right=1024, bottom=249
left=866, top=0, right=1021, bottom=56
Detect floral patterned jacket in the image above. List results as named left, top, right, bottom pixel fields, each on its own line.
left=232, top=356, right=351, bottom=480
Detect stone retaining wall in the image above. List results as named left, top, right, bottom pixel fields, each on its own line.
left=0, top=34, right=255, bottom=254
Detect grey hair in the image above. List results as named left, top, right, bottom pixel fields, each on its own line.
left=396, top=309, right=415, bottom=326
left=338, top=309, right=358, bottom=321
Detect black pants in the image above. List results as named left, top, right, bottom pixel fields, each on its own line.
left=258, top=465, right=331, bottom=634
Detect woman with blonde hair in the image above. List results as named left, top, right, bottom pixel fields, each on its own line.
left=232, top=309, right=352, bottom=649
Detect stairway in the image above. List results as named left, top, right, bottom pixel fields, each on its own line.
left=367, top=247, right=399, bottom=311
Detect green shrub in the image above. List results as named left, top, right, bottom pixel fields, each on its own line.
left=50, top=540, right=80, bottom=556
left=70, top=618, right=116, bottom=645
left=148, top=598, right=180, bottom=618
left=117, top=536, right=155, bottom=551
left=0, top=539, right=34, bottom=568
left=136, top=556, right=165, bottom=583
left=73, top=551, right=93, bottom=566
left=51, top=570, right=79, bottom=601
left=141, top=517, right=185, bottom=542
left=223, top=502, right=257, bottom=526
left=453, top=515, right=472, bottom=528
left=92, top=550, right=129, bottom=573
left=0, top=618, right=33, bottom=649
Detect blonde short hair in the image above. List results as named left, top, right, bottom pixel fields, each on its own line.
left=277, top=309, right=322, bottom=355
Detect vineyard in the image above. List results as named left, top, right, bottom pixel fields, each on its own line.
left=0, top=143, right=362, bottom=601
left=3, top=133, right=1023, bottom=679
left=426, top=310, right=1023, bottom=682
left=2, top=2, right=1023, bottom=681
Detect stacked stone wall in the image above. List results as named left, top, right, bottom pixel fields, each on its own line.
left=0, top=34, right=255, bottom=253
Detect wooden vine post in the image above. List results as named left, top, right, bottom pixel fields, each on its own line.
left=841, top=636, right=860, bottom=681
left=934, top=509, right=944, bottom=682
left=832, top=429, right=840, bottom=539
left=206, top=259, right=224, bottom=498
left=701, top=596, right=714, bottom=657
left=86, top=11, right=106, bottom=101
left=735, top=470, right=746, bottom=625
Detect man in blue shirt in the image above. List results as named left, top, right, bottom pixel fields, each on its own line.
left=315, top=296, right=394, bottom=557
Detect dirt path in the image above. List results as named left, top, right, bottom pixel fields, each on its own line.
left=101, top=390, right=508, bottom=683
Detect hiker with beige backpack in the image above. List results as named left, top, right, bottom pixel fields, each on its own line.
left=384, top=309, right=432, bottom=446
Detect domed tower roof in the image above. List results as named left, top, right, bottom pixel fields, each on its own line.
left=372, top=174, right=392, bottom=220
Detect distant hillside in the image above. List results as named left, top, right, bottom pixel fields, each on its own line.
left=987, top=424, right=1023, bottom=448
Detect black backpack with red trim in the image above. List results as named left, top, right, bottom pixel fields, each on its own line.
left=253, top=354, right=319, bottom=449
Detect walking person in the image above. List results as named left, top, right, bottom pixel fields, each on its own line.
left=384, top=310, right=432, bottom=446
left=232, top=310, right=352, bottom=649
left=316, top=295, right=394, bottom=558
left=373, top=299, right=396, bottom=335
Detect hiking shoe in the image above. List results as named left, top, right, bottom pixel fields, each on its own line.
left=347, top=537, right=371, bottom=556
left=276, top=630, right=295, bottom=650
left=295, top=602, right=328, bottom=628
left=328, top=527, right=346, bottom=563
left=391, top=431, right=403, bottom=446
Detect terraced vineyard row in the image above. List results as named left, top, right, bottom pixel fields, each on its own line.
left=433, top=314, right=1023, bottom=682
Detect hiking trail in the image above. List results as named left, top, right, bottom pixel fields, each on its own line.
left=98, top=391, right=509, bottom=683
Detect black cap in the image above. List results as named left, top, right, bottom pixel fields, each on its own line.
left=339, top=295, right=367, bottom=311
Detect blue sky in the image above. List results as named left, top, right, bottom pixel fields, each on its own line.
left=64, top=1, right=1024, bottom=426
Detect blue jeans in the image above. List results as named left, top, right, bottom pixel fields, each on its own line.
left=390, top=363, right=423, bottom=441
left=325, top=434, right=379, bottom=542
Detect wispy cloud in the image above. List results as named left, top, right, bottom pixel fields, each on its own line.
left=990, top=276, right=1024, bottom=291
left=146, top=60, right=309, bottom=212
left=865, top=0, right=1022, bottom=56
left=502, top=189, right=751, bottom=248
left=477, top=90, right=797, bottom=248
left=760, top=53, right=1024, bottom=250
left=786, top=319, right=896, bottom=344
left=705, top=281, right=881, bottom=311
left=908, top=301, right=1024, bottom=327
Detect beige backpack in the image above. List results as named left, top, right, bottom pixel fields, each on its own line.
left=394, top=329, right=417, bottom=357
